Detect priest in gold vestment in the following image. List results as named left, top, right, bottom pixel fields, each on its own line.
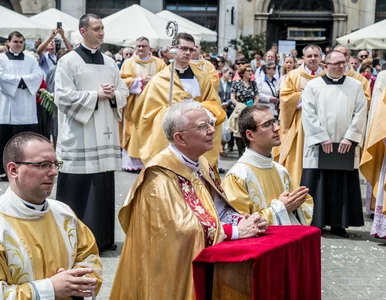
left=190, top=43, right=220, bottom=90
left=131, top=32, right=225, bottom=168
left=0, top=132, right=102, bottom=299
left=360, top=75, right=386, bottom=238
left=276, top=44, right=325, bottom=185
left=111, top=102, right=267, bottom=300
left=334, top=45, right=371, bottom=106
left=222, top=105, right=313, bottom=225
left=120, top=36, right=166, bottom=171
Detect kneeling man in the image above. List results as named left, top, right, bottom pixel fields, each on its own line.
left=222, top=105, right=314, bottom=225
left=111, top=102, right=267, bottom=299
left=1, top=132, right=102, bottom=298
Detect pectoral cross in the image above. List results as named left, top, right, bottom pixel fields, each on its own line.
left=103, top=127, right=113, bottom=140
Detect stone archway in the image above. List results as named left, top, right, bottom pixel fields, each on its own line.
left=254, top=0, right=348, bottom=47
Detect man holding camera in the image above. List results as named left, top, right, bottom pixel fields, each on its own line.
left=37, top=26, right=72, bottom=77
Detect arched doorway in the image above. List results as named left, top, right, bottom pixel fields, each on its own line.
left=256, top=0, right=347, bottom=53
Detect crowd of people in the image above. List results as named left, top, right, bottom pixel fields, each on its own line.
left=0, top=11, right=385, bottom=299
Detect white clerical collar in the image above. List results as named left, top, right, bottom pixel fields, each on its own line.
left=238, top=148, right=273, bottom=169
left=305, top=65, right=323, bottom=76
left=175, top=64, right=189, bottom=74
left=326, top=72, right=343, bottom=82
left=168, top=144, right=200, bottom=172
left=139, top=54, right=150, bottom=61
left=9, top=48, right=20, bottom=56
left=5, top=187, right=48, bottom=219
left=81, top=43, right=98, bottom=54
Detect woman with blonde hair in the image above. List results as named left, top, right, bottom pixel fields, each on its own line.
left=280, top=54, right=298, bottom=88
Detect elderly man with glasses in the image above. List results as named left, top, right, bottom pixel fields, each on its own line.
left=301, top=50, right=367, bottom=237
left=111, top=102, right=267, bottom=299
left=222, top=104, right=313, bottom=225
left=131, top=32, right=226, bottom=171
left=0, top=132, right=102, bottom=298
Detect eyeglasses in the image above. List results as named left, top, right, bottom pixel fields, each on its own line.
left=136, top=45, right=149, bottom=49
left=255, top=119, right=280, bottom=129
left=179, top=120, right=215, bottom=133
left=285, top=54, right=295, bottom=58
left=360, top=55, right=368, bottom=58
left=177, top=46, right=195, bottom=53
left=326, top=61, right=347, bottom=68
left=245, top=69, right=253, bottom=72
left=236, top=62, right=245, bottom=65
left=14, top=161, right=63, bottom=170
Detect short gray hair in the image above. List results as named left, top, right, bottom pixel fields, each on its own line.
left=302, top=44, right=322, bottom=55
left=162, top=102, right=203, bottom=142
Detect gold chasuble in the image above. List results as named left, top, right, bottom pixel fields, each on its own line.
left=360, top=88, right=386, bottom=212
left=0, top=188, right=102, bottom=299
left=346, top=65, right=371, bottom=108
left=110, top=148, right=225, bottom=300
left=274, top=65, right=325, bottom=185
left=131, top=64, right=226, bottom=167
left=190, top=55, right=220, bottom=90
left=119, top=53, right=166, bottom=151
left=222, top=148, right=313, bottom=225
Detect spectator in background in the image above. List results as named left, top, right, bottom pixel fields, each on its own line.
left=37, top=28, right=72, bottom=78
left=360, top=62, right=377, bottom=95
left=216, top=56, right=225, bottom=76
left=0, top=44, right=7, bottom=53
left=232, top=57, right=246, bottom=81
left=254, top=50, right=281, bottom=83
left=297, top=58, right=304, bottom=67
left=280, top=53, right=298, bottom=88
left=218, top=66, right=234, bottom=155
left=350, top=56, right=359, bottom=70
left=104, top=50, right=114, bottom=60
left=221, top=46, right=232, bottom=66
left=250, top=50, right=263, bottom=73
left=33, top=37, right=42, bottom=51
left=45, top=49, right=69, bottom=150
left=291, top=49, right=298, bottom=59
left=230, top=64, right=259, bottom=157
left=118, top=47, right=134, bottom=69
left=357, top=49, right=369, bottom=71
left=271, top=43, right=278, bottom=53
left=257, top=61, right=280, bottom=119
left=210, top=46, right=218, bottom=58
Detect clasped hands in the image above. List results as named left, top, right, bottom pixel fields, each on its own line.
left=50, top=267, right=97, bottom=298
left=278, top=186, right=309, bottom=212
left=98, top=83, right=116, bottom=100
left=321, top=138, right=352, bottom=154
left=237, top=213, right=268, bottom=238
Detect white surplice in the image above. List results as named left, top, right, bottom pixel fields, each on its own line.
left=302, top=75, right=367, bottom=169
left=0, top=52, right=42, bottom=124
left=55, top=48, right=129, bottom=174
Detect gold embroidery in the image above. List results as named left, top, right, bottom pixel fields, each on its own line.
left=247, top=181, right=264, bottom=206
left=4, top=234, right=29, bottom=284
left=3, top=288, right=14, bottom=299
left=63, top=218, right=77, bottom=260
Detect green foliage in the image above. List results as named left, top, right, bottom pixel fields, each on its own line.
left=228, top=33, right=268, bottom=61
left=39, top=89, right=57, bottom=117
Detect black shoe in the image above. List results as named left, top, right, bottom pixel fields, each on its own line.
left=123, top=169, right=141, bottom=174
left=218, top=168, right=226, bottom=174
left=100, top=243, right=118, bottom=251
left=330, top=227, right=349, bottom=238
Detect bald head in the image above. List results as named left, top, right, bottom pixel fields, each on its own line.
left=334, top=45, right=351, bottom=62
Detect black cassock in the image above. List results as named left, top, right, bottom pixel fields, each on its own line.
left=56, top=171, right=115, bottom=249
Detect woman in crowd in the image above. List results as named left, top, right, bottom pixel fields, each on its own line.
left=216, top=56, right=225, bottom=77
left=218, top=66, right=234, bottom=156
left=230, top=64, right=259, bottom=157
left=257, top=61, right=280, bottom=119
left=280, top=54, right=298, bottom=88
left=360, top=59, right=377, bottom=95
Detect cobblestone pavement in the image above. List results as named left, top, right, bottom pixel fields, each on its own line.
left=1, top=151, right=385, bottom=299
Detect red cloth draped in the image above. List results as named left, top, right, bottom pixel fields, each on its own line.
left=193, top=226, right=321, bottom=300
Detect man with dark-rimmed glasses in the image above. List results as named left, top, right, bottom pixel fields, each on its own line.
left=222, top=104, right=314, bottom=226
left=0, top=131, right=102, bottom=298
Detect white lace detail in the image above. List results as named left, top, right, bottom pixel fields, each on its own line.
left=218, top=207, right=240, bottom=225
left=371, top=206, right=386, bottom=238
